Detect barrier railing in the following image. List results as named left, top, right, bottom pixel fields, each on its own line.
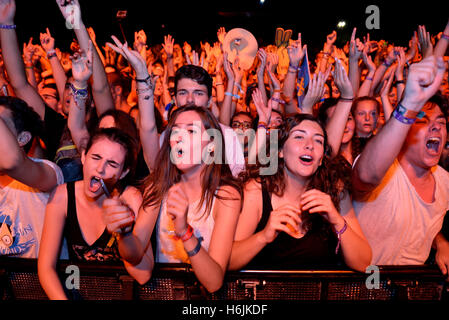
left=0, top=258, right=447, bottom=301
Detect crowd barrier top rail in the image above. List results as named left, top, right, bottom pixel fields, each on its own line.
left=0, top=257, right=447, bottom=301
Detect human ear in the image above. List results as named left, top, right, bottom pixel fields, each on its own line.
left=17, top=131, right=32, bottom=147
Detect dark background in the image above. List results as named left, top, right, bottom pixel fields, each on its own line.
left=13, top=0, right=448, bottom=55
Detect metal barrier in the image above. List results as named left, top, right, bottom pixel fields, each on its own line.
left=0, top=258, right=447, bottom=301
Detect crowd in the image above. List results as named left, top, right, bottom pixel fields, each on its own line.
left=0, top=0, right=449, bottom=299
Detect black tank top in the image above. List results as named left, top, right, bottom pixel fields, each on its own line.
left=63, top=182, right=121, bottom=262
left=245, top=182, right=342, bottom=270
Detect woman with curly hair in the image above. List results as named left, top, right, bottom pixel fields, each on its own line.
left=229, top=114, right=371, bottom=271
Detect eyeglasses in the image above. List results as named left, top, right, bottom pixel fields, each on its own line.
left=231, top=121, right=252, bottom=130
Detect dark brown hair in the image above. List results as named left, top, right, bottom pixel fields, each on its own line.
left=142, top=106, right=242, bottom=216
left=242, top=113, right=351, bottom=235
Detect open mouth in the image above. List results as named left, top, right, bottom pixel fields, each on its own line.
left=89, top=176, right=102, bottom=193
left=426, top=137, right=441, bottom=153
left=299, top=155, right=313, bottom=164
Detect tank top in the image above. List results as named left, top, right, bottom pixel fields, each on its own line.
left=156, top=195, right=216, bottom=263
left=245, top=182, right=342, bottom=270
left=63, top=182, right=120, bottom=262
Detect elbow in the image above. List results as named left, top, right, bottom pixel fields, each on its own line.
left=134, top=269, right=153, bottom=286
left=352, top=165, right=381, bottom=190
left=0, top=152, right=23, bottom=173
left=204, top=278, right=224, bottom=294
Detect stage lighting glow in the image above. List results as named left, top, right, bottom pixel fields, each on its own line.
left=337, top=21, right=346, bottom=28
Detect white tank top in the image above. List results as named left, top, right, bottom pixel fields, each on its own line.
left=156, top=195, right=216, bottom=263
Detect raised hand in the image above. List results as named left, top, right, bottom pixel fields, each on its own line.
left=286, top=33, right=306, bottom=67
left=217, top=27, right=226, bottom=44
left=70, top=40, right=93, bottom=85
left=418, top=25, right=434, bottom=59
left=362, top=50, right=376, bottom=74
left=56, top=0, right=82, bottom=29
left=252, top=88, right=271, bottom=124
left=301, top=69, right=328, bottom=112
left=162, top=34, right=174, bottom=58
left=333, top=58, right=353, bottom=99
left=406, top=32, right=419, bottom=62
left=134, top=29, right=147, bottom=53
left=23, top=37, right=37, bottom=65
left=349, top=28, right=364, bottom=62
left=0, top=0, right=15, bottom=25
left=401, top=55, right=446, bottom=111
left=166, top=183, right=189, bottom=236
left=394, top=47, right=407, bottom=80
left=40, top=28, right=55, bottom=53
left=107, top=35, right=149, bottom=79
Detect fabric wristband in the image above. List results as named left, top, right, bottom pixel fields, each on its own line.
left=393, top=104, right=425, bottom=125
left=135, top=74, right=151, bottom=83
left=0, top=24, right=16, bottom=30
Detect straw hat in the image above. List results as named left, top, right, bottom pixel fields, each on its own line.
left=223, top=28, right=258, bottom=70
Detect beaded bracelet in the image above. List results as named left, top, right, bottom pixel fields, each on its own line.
left=365, top=76, right=373, bottom=81
left=335, top=219, right=347, bottom=254
left=442, top=33, right=449, bottom=41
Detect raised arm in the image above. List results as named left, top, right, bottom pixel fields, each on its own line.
left=107, top=36, right=159, bottom=172
left=67, top=42, right=93, bottom=153
left=283, top=33, right=305, bottom=114
left=370, top=46, right=397, bottom=97
left=56, top=0, right=113, bottom=115
left=434, top=20, right=449, bottom=58
left=325, top=58, right=355, bottom=157
left=348, top=28, right=364, bottom=97
left=352, top=55, right=446, bottom=196
left=316, top=30, right=336, bottom=74
left=247, top=88, right=272, bottom=166
left=358, top=49, right=376, bottom=97
left=0, top=0, right=46, bottom=119
left=40, top=28, right=67, bottom=103
left=301, top=68, right=329, bottom=115
left=219, top=52, right=237, bottom=126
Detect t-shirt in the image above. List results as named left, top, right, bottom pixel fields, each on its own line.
left=353, top=159, right=449, bottom=265
left=0, top=158, right=65, bottom=258
left=159, top=123, right=246, bottom=177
